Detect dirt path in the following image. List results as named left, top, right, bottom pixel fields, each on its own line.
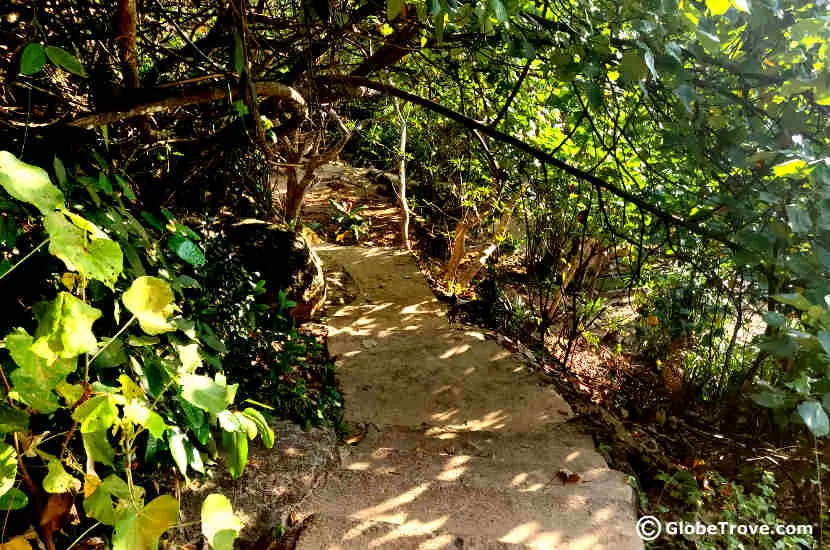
left=293, top=244, right=643, bottom=549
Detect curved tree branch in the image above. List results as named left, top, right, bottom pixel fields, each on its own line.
left=318, top=74, right=737, bottom=247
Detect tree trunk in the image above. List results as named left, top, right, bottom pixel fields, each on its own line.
left=393, top=96, right=411, bottom=249
left=117, top=0, right=139, bottom=89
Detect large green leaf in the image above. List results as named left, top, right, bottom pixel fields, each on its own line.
left=44, top=45, right=86, bottom=77
left=0, top=151, right=65, bottom=214
left=73, top=395, right=118, bottom=433
left=84, top=474, right=132, bottom=525
left=0, top=488, right=28, bottom=511
left=45, top=211, right=123, bottom=287
left=242, top=408, right=274, bottom=448
left=221, top=429, right=248, bottom=479
left=798, top=400, right=829, bottom=437
left=43, top=459, right=80, bottom=493
left=386, top=0, right=404, bottom=20
left=0, top=441, right=18, bottom=498
left=201, top=494, right=243, bottom=550
left=112, top=495, right=179, bottom=550
left=166, top=428, right=189, bottom=477
left=122, top=276, right=177, bottom=335
left=31, top=292, right=101, bottom=362
left=81, top=430, right=115, bottom=467
left=20, top=43, right=47, bottom=75
left=6, top=328, right=76, bottom=413
left=180, top=374, right=237, bottom=414
left=0, top=404, right=29, bottom=433
left=168, top=235, right=206, bottom=267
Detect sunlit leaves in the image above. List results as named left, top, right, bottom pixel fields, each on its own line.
left=83, top=474, right=132, bottom=525
left=6, top=328, right=76, bottom=413
left=42, top=460, right=80, bottom=494
left=31, top=292, right=101, bottom=362
left=122, top=276, right=177, bottom=335
left=773, top=159, right=808, bottom=178
left=705, top=0, right=731, bottom=16
left=44, top=211, right=123, bottom=287
left=112, top=495, right=178, bottom=550
left=0, top=151, right=64, bottom=214
left=242, top=408, right=274, bottom=449
left=201, top=494, right=243, bottom=550
left=0, top=442, right=18, bottom=499
left=180, top=373, right=238, bottom=414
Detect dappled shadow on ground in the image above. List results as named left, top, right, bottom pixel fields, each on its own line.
left=301, top=245, right=641, bottom=549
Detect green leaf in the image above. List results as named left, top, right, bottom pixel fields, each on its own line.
left=197, top=322, right=227, bottom=353
left=6, top=328, right=76, bottom=413
left=0, top=403, right=29, bottom=433
left=758, top=333, right=799, bottom=358
left=221, top=429, right=248, bottom=479
left=774, top=293, right=813, bottom=311
left=84, top=474, right=131, bottom=525
left=122, top=276, right=177, bottom=335
left=0, top=441, right=18, bottom=498
left=113, top=174, right=136, bottom=201
left=180, top=374, right=237, bottom=414
left=798, top=400, right=829, bottom=437
left=166, top=428, right=189, bottom=477
left=112, top=495, right=179, bottom=550
left=242, top=408, right=274, bottom=448
left=20, top=43, right=47, bottom=75
left=53, top=156, right=67, bottom=187
left=489, top=0, right=507, bottom=22
left=705, top=0, right=731, bottom=15
left=93, top=338, right=128, bottom=369
left=674, top=84, right=696, bottom=113
left=124, top=399, right=167, bottom=439
left=81, top=430, right=115, bottom=467
left=56, top=381, right=85, bottom=406
left=175, top=342, right=202, bottom=373
left=31, top=292, right=101, bottom=362
left=44, top=45, right=86, bottom=77
left=168, top=235, right=206, bottom=267
left=0, top=151, right=65, bottom=214
left=45, top=211, right=123, bottom=287
left=773, top=159, right=808, bottom=178
left=619, top=51, right=647, bottom=83
left=0, top=487, right=28, bottom=511
left=43, top=459, right=79, bottom=493
left=786, top=204, right=812, bottom=234
left=386, top=0, right=405, bottom=20
left=73, top=395, right=118, bottom=433
left=201, top=494, right=243, bottom=550
left=818, top=332, right=830, bottom=357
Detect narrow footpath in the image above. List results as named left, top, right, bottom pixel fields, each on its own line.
left=293, top=244, right=643, bottom=549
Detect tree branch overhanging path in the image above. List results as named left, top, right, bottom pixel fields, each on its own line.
left=66, top=73, right=733, bottom=248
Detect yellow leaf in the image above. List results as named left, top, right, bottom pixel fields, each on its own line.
left=60, top=273, right=76, bottom=290
left=84, top=473, right=101, bottom=498
left=336, top=232, right=346, bottom=242
left=0, top=535, right=32, bottom=550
